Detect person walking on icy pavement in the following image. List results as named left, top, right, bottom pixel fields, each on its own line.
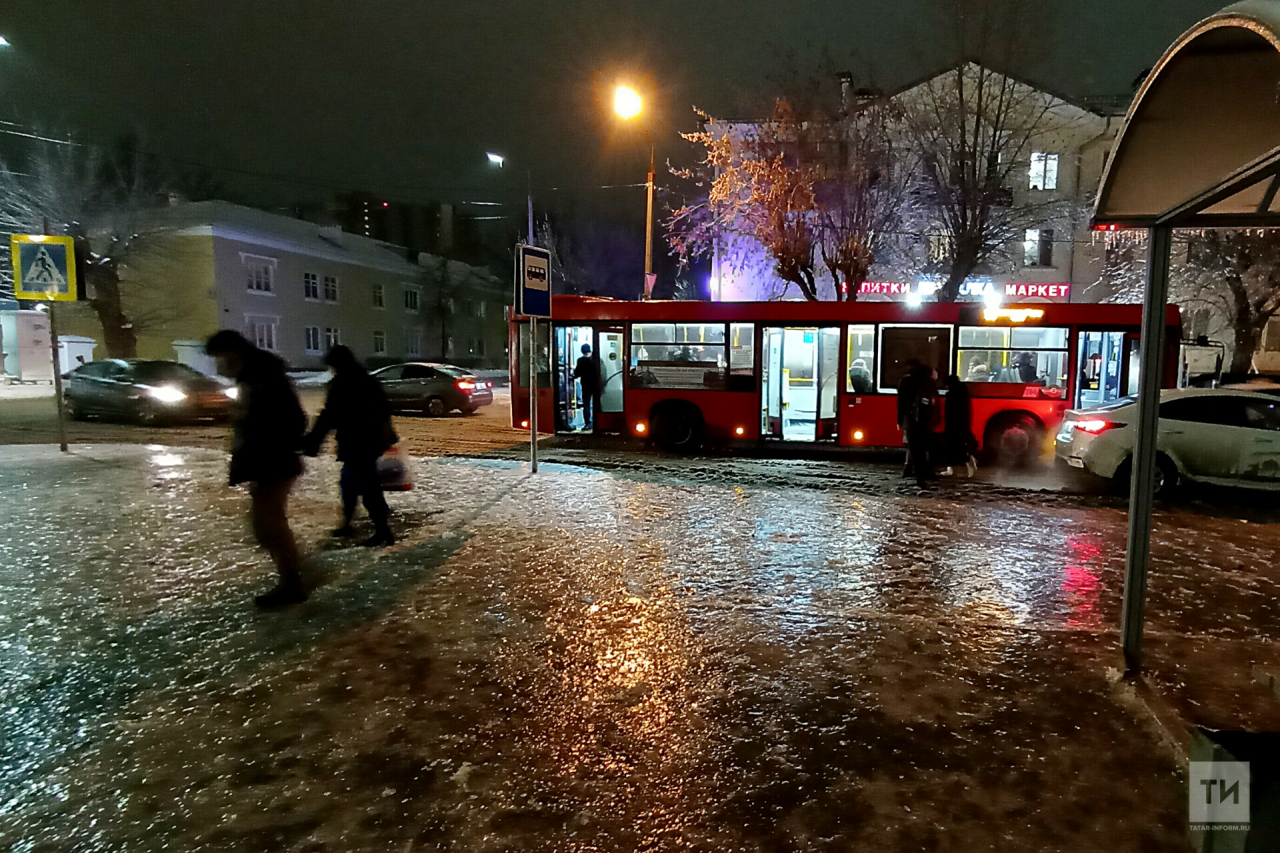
left=898, top=361, right=940, bottom=488
left=942, top=374, right=979, bottom=477
left=206, top=330, right=309, bottom=608
left=303, top=345, right=397, bottom=548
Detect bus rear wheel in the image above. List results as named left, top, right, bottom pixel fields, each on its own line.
left=651, top=403, right=704, bottom=453
left=985, top=414, right=1043, bottom=468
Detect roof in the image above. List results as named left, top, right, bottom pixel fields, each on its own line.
left=121, top=200, right=427, bottom=276
left=1096, top=1, right=1280, bottom=226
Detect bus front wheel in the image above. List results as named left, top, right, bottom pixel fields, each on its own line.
left=985, top=414, right=1043, bottom=468
left=651, top=403, right=705, bottom=453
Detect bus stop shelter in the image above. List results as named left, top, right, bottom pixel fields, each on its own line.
left=1095, top=0, right=1280, bottom=672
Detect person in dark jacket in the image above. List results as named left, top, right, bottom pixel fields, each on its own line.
left=943, top=374, right=979, bottom=477
left=206, top=330, right=308, bottom=608
left=303, top=346, right=397, bottom=547
left=898, top=361, right=940, bottom=487
left=572, top=343, right=601, bottom=431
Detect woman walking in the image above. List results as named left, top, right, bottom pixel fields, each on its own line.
left=304, top=346, right=398, bottom=547
left=943, top=374, right=978, bottom=477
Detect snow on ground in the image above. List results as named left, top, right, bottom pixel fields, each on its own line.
left=1, top=444, right=1279, bottom=850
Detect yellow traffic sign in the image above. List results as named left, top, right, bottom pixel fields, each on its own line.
left=11, top=235, right=78, bottom=302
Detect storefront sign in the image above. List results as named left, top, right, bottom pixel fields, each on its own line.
left=856, top=279, right=1072, bottom=303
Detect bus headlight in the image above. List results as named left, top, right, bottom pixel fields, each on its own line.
left=223, top=386, right=239, bottom=401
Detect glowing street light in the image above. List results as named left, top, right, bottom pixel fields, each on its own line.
left=0, top=36, right=11, bottom=49
left=613, top=84, right=656, bottom=297
left=614, top=85, right=642, bottom=120
left=486, top=152, right=505, bottom=167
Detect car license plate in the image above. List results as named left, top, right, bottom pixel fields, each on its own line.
left=1067, top=457, right=1085, bottom=469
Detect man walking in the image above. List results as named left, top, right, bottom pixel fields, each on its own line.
left=303, top=345, right=397, bottom=548
left=898, top=361, right=940, bottom=488
left=206, top=330, right=308, bottom=608
left=572, top=343, right=601, bottom=431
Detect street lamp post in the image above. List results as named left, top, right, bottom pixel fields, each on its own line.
left=487, top=152, right=539, bottom=471
left=615, top=85, right=656, bottom=299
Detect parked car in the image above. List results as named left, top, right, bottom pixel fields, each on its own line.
left=1055, top=388, right=1280, bottom=495
left=371, top=362, right=493, bottom=416
left=64, top=359, right=237, bottom=425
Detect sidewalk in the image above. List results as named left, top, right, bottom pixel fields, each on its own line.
left=1, top=443, right=1278, bottom=850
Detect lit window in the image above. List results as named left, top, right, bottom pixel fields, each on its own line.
left=303, top=272, right=319, bottom=300
left=324, top=326, right=340, bottom=350
left=304, top=326, right=322, bottom=354
left=1029, top=152, right=1059, bottom=191
left=373, top=330, right=386, bottom=355
left=323, top=275, right=339, bottom=302
left=1023, top=229, right=1055, bottom=267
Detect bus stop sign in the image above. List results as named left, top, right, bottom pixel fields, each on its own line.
left=517, top=244, right=551, bottom=318
left=10, top=235, right=78, bottom=302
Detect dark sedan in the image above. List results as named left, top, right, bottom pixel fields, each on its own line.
left=371, top=363, right=493, bottom=416
left=64, top=359, right=237, bottom=425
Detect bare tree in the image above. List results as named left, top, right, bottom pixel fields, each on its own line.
left=0, top=134, right=184, bottom=357
left=1094, top=230, right=1280, bottom=373
left=669, top=90, right=915, bottom=302
left=901, top=60, right=1088, bottom=302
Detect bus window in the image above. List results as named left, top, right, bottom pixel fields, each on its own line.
left=878, top=325, right=951, bottom=392
left=630, top=322, right=727, bottom=390
left=516, top=322, right=551, bottom=388
left=846, top=324, right=875, bottom=393
left=958, top=326, right=1067, bottom=388
left=728, top=324, right=755, bottom=391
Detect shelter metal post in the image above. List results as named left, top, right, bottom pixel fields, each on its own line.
left=1121, top=225, right=1173, bottom=674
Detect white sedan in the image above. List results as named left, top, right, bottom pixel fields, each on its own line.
left=1055, top=388, right=1280, bottom=495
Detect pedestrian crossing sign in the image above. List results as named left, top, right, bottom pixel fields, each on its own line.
left=10, top=235, right=78, bottom=302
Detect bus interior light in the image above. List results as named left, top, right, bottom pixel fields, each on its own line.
left=983, top=307, right=1045, bottom=323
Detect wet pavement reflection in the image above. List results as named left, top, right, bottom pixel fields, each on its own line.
left=2, top=444, right=1279, bottom=850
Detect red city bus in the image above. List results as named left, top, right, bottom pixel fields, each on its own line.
left=509, top=296, right=1182, bottom=462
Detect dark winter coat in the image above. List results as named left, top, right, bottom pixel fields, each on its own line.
left=897, top=367, right=939, bottom=431
left=229, top=350, right=306, bottom=486
left=305, top=370, right=397, bottom=462
left=944, top=379, right=978, bottom=464
left=573, top=354, right=601, bottom=395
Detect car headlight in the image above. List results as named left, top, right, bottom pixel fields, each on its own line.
left=223, top=386, right=240, bottom=401
left=147, top=385, right=187, bottom=404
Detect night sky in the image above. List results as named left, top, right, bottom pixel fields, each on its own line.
left=0, top=1, right=1229, bottom=214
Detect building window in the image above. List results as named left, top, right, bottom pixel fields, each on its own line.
left=468, top=337, right=487, bottom=357
left=323, top=275, right=339, bottom=302
left=1267, top=317, right=1280, bottom=353
left=372, top=283, right=385, bottom=309
left=445, top=336, right=455, bottom=357
left=303, top=272, right=319, bottom=300
left=324, top=326, right=340, bottom=350
left=1023, top=229, right=1055, bottom=267
left=304, top=326, right=322, bottom=354
left=373, top=330, right=387, bottom=355
left=475, top=301, right=486, bottom=318
left=246, top=315, right=279, bottom=352
left=404, top=286, right=420, bottom=312
left=927, top=234, right=952, bottom=264
left=243, top=255, right=275, bottom=293
left=1029, top=152, right=1059, bottom=191
left=406, top=328, right=422, bottom=357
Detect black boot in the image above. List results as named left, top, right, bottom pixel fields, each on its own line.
left=331, top=523, right=356, bottom=538
left=255, top=583, right=308, bottom=608
left=360, top=527, right=395, bottom=548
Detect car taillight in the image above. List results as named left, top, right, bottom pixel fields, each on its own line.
left=1074, top=419, right=1117, bottom=435
left=456, top=380, right=475, bottom=391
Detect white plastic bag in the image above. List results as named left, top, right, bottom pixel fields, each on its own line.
left=377, top=445, right=414, bottom=491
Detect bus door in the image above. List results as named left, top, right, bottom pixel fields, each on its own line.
left=595, top=327, right=625, bottom=433
left=555, top=325, right=595, bottom=432
left=1074, top=331, right=1140, bottom=408
left=761, top=326, right=840, bottom=442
